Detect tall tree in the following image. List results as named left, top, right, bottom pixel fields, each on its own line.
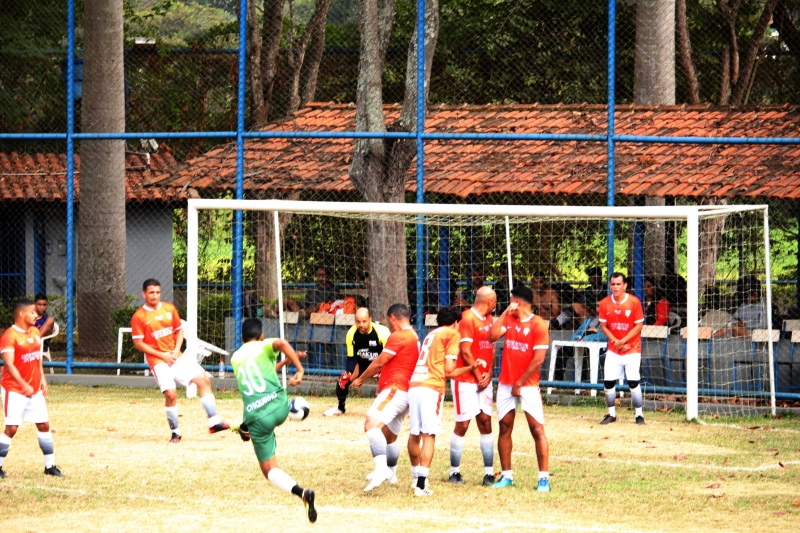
left=634, top=0, right=675, bottom=282
left=676, top=0, right=701, bottom=104
left=730, top=0, right=781, bottom=104
left=348, top=0, right=439, bottom=321
left=79, top=0, right=127, bottom=355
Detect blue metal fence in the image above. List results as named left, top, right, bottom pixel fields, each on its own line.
left=4, top=0, right=800, bottom=384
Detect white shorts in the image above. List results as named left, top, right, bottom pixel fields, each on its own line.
left=451, top=380, right=493, bottom=422
left=496, top=383, right=544, bottom=425
left=408, top=386, right=445, bottom=436
left=366, top=388, right=409, bottom=436
left=152, top=353, right=205, bottom=393
left=2, top=388, right=49, bottom=426
left=603, top=351, right=641, bottom=382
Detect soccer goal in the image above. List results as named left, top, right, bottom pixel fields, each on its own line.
left=185, top=199, right=779, bottom=419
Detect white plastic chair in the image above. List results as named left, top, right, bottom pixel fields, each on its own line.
left=40, top=322, right=60, bottom=374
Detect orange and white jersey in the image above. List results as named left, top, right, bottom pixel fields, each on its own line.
left=455, top=307, right=494, bottom=384
left=598, top=293, right=644, bottom=355
left=410, top=326, right=459, bottom=394
left=498, top=313, right=549, bottom=387
left=130, top=302, right=183, bottom=368
left=378, top=326, right=420, bottom=393
left=0, top=325, right=43, bottom=393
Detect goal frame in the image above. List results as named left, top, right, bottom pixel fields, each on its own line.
left=185, top=199, right=774, bottom=419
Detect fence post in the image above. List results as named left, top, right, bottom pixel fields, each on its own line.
left=65, top=0, right=76, bottom=374
left=232, top=0, right=248, bottom=350
left=606, top=0, right=616, bottom=278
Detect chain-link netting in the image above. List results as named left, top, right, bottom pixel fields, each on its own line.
left=1, top=1, right=798, bottom=410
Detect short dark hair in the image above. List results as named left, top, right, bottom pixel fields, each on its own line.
left=13, top=298, right=34, bottom=317
left=34, top=293, right=48, bottom=302
left=386, top=303, right=409, bottom=320
left=533, top=271, right=546, bottom=279
left=610, top=272, right=627, bottom=283
left=142, top=278, right=161, bottom=291
left=242, top=318, right=263, bottom=342
left=363, top=271, right=369, bottom=280
left=586, top=266, right=603, bottom=277
left=511, top=285, right=533, bottom=304
left=436, top=306, right=461, bottom=327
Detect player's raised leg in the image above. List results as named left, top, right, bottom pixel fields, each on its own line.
left=192, top=370, right=229, bottom=433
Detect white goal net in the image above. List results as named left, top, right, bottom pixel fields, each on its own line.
left=186, top=200, right=780, bottom=419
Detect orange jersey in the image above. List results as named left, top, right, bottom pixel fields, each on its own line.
left=455, top=308, right=494, bottom=384
left=0, top=325, right=43, bottom=393
left=598, top=293, right=644, bottom=355
left=498, top=313, right=549, bottom=387
left=378, top=326, right=420, bottom=393
left=410, top=326, right=460, bottom=394
left=130, top=302, right=183, bottom=369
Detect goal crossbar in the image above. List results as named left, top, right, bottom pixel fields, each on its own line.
left=186, top=199, right=773, bottom=419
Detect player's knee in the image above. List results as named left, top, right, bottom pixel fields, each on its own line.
left=35, top=421, right=50, bottom=432
left=498, top=420, right=513, bottom=435
left=628, top=380, right=640, bottom=390
left=603, top=380, right=617, bottom=390
left=453, top=421, right=469, bottom=437
left=4, top=425, right=18, bottom=438
left=163, top=389, right=178, bottom=404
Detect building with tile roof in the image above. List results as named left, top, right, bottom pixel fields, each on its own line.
left=0, top=151, right=196, bottom=302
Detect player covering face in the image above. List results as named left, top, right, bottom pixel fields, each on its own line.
left=0, top=299, right=63, bottom=478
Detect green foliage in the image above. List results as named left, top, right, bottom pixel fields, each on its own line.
left=109, top=295, right=139, bottom=363
left=126, top=1, right=234, bottom=47
left=198, top=293, right=230, bottom=348
left=0, top=300, right=13, bottom=330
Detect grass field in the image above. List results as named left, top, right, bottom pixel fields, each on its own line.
left=1, top=384, right=798, bottom=533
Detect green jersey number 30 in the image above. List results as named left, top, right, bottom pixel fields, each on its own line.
left=238, top=359, right=268, bottom=396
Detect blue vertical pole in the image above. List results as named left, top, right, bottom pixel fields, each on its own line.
left=606, top=0, right=616, bottom=281
left=414, top=0, right=426, bottom=332
left=233, top=0, right=247, bottom=349
left=797, top=201, right=800, bottom=311
left=65, top=0, right=76, bottom=374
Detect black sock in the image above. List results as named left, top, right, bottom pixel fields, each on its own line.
left=291, top=484, right=303, bottom=498
left=416, top=476, right=426, bottom=489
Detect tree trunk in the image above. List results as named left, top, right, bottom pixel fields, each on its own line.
left=286, top=0, right=332, bottom=114
left=718, top=47, right=731, bottom=105
left=79, top=0, right=127, bottom=356
left=730, top=0, right=780, bottom=105
left=254, top=191, right=300, bottom=308
left=645, top=196, right=666, bottom=283
left=247, top=0, right=266, bottom=126
left=675, top=0, right=700, bottom=104
left=300, top=4, right=330, bottom=107
left=261, top=0, right=286, bottom=121
left=349, top=0, right=439, bottom=321
left=633, top=0, right=675, bottom=105
left=699, top=197, right=728, bottom=292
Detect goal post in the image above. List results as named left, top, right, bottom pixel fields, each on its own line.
left=186, top=199, right=776, bottom=419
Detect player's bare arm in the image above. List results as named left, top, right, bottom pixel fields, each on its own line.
left=132, top=338, right=177, bottom=365
left=275, top=349, right=306, bottom=373
left=39, top=356, right=48, bottom=396
left=171, top=327, right=185, bottom=358
left=2, top=352, right=35, bottom=397
left=511, top=347, right=547, bottom=396
left=445, top=358, right=478, bottom=379
left=459, top=340, right=484, bottom=383
left=38, top=316, right=55, bottom=338
left=599, top=322, right=618, bottom=347
left=272, top=339, right=305, bottom=385
left=351, top=350, right=394, bottom=388
left=489, top=303, right=516, bottom=342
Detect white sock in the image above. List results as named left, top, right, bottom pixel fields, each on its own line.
left=635, top=407, right=644, bottom=417
left=165, top=406, right=180, bottom=432
left=386, top=441, right=400, bottom=475
left=539, top=471, right=549, bottom=480
left=200, top=394, right=220, bottom=425
left=267, top=468, right=298, bottom=493
left=608, top=405, right=616, bottom=417
left=0, top=433, right=12, bottom=467
left=480, top=433, right=494, bottom=473
left=449, top=433, right=464, bottom=472
left=411, top=465, right=419, bottom=478
left=502, top=469, right=513, bottom=480
left=37, top=431, right=55, bottom=468
left=366, top=428, right=387, bottom=470
left=416, top=466, right=429, bottom=478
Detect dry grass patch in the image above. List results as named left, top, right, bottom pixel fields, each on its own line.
left=0, top=384, right=798, bottom=533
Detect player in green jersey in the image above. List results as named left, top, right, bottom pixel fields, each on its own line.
left=231, top=318, right=317, bottom=523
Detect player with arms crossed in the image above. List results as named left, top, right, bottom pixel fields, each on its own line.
left=131, top=279, right=229, bottom=442
left=0, top=299, right=63, bottom=478
left=407, top=306, right=479, bottom=496
left=450, top=286, right=497, bottom=486
left=598, top=272, right=646, bottom=425
left=488, top=285, right=551, bottom=492
left=351, top=303, right=419, bottom=492
left=324, top=307, right=390, bottom=417
left=230, top=318, right=317, bottom=523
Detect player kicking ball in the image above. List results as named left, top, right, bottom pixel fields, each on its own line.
left=231, top=318, right=317, bottom=523
left=131, top=279, right=229, bottom=442
left=0, top=299, right=63, bottom=479
left=407, top=306, right=478, bottom=496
